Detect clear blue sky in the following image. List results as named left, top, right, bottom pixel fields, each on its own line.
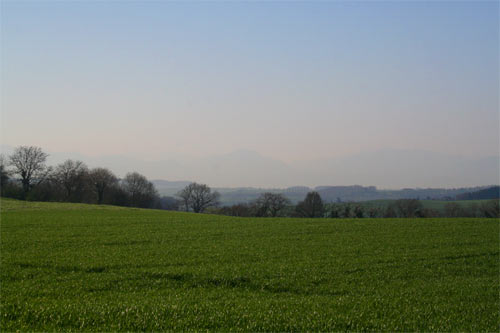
left=1, top=1, right=498, bottom=164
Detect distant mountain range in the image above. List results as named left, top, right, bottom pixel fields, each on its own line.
left=151, top=181, right=497, bottom=205
left=2, top=144, right=498, bottom=190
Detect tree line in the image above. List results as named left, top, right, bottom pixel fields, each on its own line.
left=1, top=146, right=498, bottom=218
left=209, top=194, right=499, bottom=218
left=1, top=146, right=160, bottom=208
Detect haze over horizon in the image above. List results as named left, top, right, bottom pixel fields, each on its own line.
left=1, top=144, right=498, bottom=189
left=1, top=1, right=499, bottom=188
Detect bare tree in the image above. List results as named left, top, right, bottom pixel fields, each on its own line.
left=177, top=183, right=194, bottom=212
left=190, top=183, right=220, bottom=213
left=121, top=172, right=158, bottom=208
left=255, top=192, right=290, bottom=217
left=391, top=199, right=424, bottom=218
left=177, top=182, right=220, bottom=213
left=53, top=160, right=89, bottom=201
left=9, top=146, right=50, bottom=196
left=88, top=167, right=118, bottom=204
left=0, top=155, right=10, bottom=196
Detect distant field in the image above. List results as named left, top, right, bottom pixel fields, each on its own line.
left=354, top=199, right=491, bottom=213
left=420, top=199, right=492, bottom=212
left=1, top=199, right=498, bottom=331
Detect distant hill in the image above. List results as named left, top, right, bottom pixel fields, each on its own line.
left=3, top=144, right=498, bottom=189
left=151, top=180, right=496, bottom=205
left=456, top=186, right=500, bottom=200
left=151, top=180, right=192, bottom=196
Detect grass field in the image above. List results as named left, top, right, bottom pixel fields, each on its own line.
left=1, top=199, right=498, bottom=331
left=347, top=199, right=492, bottom=213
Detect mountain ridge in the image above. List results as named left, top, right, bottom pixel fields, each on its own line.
left=2, top=144, right=498, bottom=188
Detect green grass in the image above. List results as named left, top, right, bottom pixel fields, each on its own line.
left=0, top=197, right=127, bottom=211
left=1, top=199, right=498, bottom=331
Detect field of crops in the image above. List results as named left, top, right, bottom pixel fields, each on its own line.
left=1, top=198, right=498, bottom=331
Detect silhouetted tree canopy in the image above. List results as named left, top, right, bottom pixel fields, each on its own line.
left=2, top=145, right=499, bottom=219
left=295, top=191, right=324, bottom=218
left=254, top=192, right=290, bottom=217
left=53, top=160, right=89, bottom=202
left=177, top=182, right=220, bottom=213
left=122, top=172, right=159, bottom=208
left=9, top=146, right=50, bottom=197
left=89, top=168, right=118, bottom=204
left=0, top=155, right=10, bottom=196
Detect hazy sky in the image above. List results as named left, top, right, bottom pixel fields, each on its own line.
left=1, top=1, right=499, bottom=164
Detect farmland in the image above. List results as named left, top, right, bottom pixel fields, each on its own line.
left=1, top=198, right=498, bottom=331
left=351, top=199, right=492, bottom=213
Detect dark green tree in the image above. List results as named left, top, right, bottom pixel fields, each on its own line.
left=295, top=191, right=324, bottom=218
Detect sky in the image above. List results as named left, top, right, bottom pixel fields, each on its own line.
left=1, top=1, right=499, bottom=187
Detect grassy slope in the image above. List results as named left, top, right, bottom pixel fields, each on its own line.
left=1, top=199, right=498, bottom=331
left=0, top=197, right=127, bottom=211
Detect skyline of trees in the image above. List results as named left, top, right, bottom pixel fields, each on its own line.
left=1, top=145, right=498, bottom=218
left=9, top=146, right=50, bottom=197
left=1, top=146, right=160, bottom=209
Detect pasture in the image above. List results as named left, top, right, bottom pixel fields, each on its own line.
left=347, top=198, right=493, bottom=214
left=1, top=199, right=498, bottom=331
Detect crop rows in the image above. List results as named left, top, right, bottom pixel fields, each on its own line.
left=1, top=199, right=498, bottom=331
